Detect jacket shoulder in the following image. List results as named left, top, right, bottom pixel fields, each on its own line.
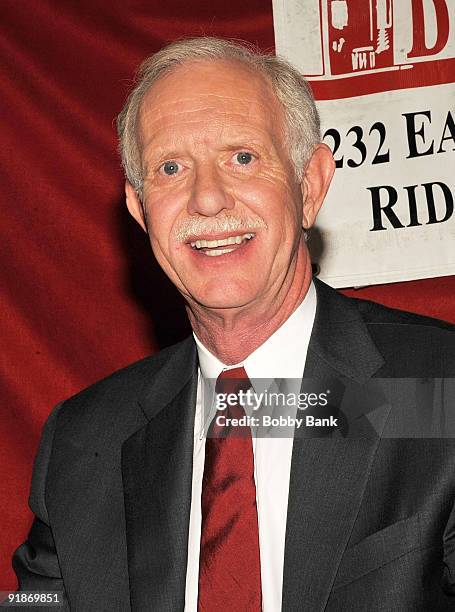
left=355, top=296, right=455, bottom=332
left=55, top=336, right=194, bottom=435
left=351, top=295, right=455, bottom=376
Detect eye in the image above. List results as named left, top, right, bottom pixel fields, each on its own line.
left=160, top=160, right=181, bottom=176
left=234, top=151, right=254, bottom=165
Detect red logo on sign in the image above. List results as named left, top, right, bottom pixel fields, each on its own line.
left=327, top=0, right=394, bottom=75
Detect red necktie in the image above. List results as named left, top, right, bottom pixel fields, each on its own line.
left=197, top=366, right=262, bottom=611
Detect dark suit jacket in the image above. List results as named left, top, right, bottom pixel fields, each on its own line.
left=13, top=279, right=455, bottom=611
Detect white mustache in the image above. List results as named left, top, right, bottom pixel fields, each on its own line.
left=174, top=216, right=267, bottom=242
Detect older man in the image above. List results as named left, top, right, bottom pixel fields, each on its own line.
left=13, top=38, right=455, bottom=611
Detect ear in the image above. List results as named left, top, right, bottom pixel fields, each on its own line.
left=300, top=143, right=335, bottom=229
left=125, top=181, right=147, bottom=232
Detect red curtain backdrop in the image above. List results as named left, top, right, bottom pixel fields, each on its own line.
left=1, top=0, right=453, bottom=589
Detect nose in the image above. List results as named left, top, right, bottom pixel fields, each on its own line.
left=187, top=162, right=235, bottom=216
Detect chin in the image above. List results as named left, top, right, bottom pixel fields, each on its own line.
left=197, top=298, right=252, bottom=310
left=188, top=282, right=260, bottom=311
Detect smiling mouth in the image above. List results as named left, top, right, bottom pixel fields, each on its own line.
left=189, top=233, right=255, bottom=257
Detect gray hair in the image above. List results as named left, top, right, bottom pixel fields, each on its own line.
left=117, top=37, right=321, bottom=200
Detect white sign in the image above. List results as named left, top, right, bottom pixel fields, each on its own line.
left=273, top=0, right=455, bottom=287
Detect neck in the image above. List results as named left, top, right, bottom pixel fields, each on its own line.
left=187, top=250, right=313, bottom=365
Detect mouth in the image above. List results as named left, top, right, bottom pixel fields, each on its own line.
left=188, top=232, right=255, bottom=257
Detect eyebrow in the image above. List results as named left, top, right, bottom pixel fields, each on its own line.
left=148, top=149, right=182, bottom=162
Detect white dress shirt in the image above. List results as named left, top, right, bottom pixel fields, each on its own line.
left=184, top=282, right=317, bottom=611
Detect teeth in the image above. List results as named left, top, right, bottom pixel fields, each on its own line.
left=190, top=233, right=254, bottom=249
left=204, top=248, right=235, bottom=257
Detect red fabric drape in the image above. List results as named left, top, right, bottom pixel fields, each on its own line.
left=1, top=1, right=453, bottom=589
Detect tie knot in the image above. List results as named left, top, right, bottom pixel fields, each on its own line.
left=216, top=366, right=251, bottom=396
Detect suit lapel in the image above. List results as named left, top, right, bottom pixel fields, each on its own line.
left=282, top=279, right=388, bottom=611
left=122, top=338, right=198, bottom=612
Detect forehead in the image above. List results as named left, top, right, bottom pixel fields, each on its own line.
left=137, top=59, right=285, bottom=145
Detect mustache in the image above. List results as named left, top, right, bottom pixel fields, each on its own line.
left=174, top=215, right=267, bottom=242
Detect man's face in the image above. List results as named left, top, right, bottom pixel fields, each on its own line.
left=132, top=60, right=315, bottom=310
